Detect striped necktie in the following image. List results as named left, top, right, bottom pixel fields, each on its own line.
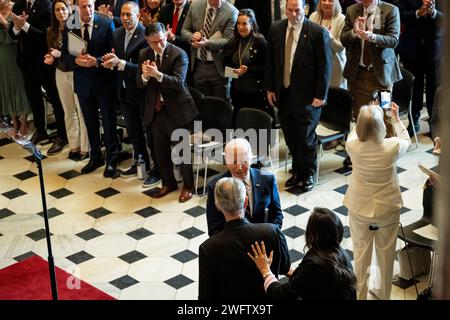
left=200, top=8, right=214, bottom=61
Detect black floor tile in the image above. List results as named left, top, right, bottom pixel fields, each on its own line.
left=282, top=226, right=305, bottom=239
left=37, top=208, right=64, bottom=219
left=333, top=184, right=348, bottom=195
left=334, top=205, right=348, bottom=216
left=184, top=206, right=206, bottom=218
left=283, top=205, right=309, bottom=216
left=66, top=251, right=95, bottom=264
left=178, top=227, right=204, bottom=240
left=26, top=229, right=51, bottom=241
left=119, top=250, right=147, bottom=264
left=0, top=208, right=15, bottom=220
left=86, top=207, right=112, bottom=219
left=289, top=249, right=304, bottom=263
left=135, top=206, right=160, bottom=218
left=59, top=170, right=81, bottom=180
left=76, top=228, right=103, bottom=241
left=164, top=274, right=194, bottom=290
left=126, top=228, right=153, bottom=240
left=95, top=187, right=120, bottom=198
left=49, top=188, right=73, bottom=199
left=110, top=275, right=139, bottom=290
left=171, top=250, right=198, bottom=263
left=13, top=251, right=36, bottom=262
left=14, top=170, right=37, bottom=181
left=2, top=188, right=26, bottom=200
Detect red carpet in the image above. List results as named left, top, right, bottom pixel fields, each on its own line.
left=0, top=256, right=115, bottom=300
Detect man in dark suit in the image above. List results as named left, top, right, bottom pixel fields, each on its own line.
left=206, top=138, right=283, bottom=237
left=9, top=0, right=68, bottom=152
left=101, top=1, right=161, bottom=185
left=61, top=0, right=120, bottom=177
left=199, top=176, right=290, bottom=300
left=136, top=22, right=198, bottom=202
left=97, top=0, right=140, bottom=28
left=159, top=0, right=190, bottom=54
left=234, top=0, right=282, bottom=38
left=265, top=0, right=332, bottom=192
left=397, top=0, right=443, bottom=134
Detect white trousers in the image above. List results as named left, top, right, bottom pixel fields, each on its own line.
left=55, top=69, right=89, bottom=152
left=349, top=210, right=400, bottom=300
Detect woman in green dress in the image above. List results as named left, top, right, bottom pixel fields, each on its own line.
left=0, top=0, right=30, bottom=137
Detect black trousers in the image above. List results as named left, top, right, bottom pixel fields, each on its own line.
left=279, top=87, right=321, bottom=179
left=23, top=65, right=67, bottom=139
left=402, top=57, right=439, bottom=124
left=151, top=107, right=194, bottom=188
left=120, top=90, right=150, bottom=169
left=77, top=92, right=119, bottom=164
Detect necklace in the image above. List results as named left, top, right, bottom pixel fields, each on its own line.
left=238, top=35, right=253, bottom=66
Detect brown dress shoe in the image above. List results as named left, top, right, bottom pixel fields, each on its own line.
left=179, top=185, right=194, bottom=203
left=149, top=185, right=177, bottom=199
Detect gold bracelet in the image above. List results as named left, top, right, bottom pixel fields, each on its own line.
left=262, top=271, right=272, bottom=280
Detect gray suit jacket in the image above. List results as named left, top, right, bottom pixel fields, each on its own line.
left=181, top=0, right=238, bottom=77
left=341, top=1, right=402, bottom=86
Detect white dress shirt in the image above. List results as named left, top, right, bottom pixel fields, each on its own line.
left=285, top=19, right=303, bottom=76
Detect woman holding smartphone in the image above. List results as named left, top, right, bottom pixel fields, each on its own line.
left=343, top=101, right=411, bottom=299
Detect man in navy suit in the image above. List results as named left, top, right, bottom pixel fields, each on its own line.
left=101, top=1, right=161, bottom=185
left=397, top=0, right=443, bottom=134
left=206, top=138, right=283, bottom=237
left=199, top=176, right=290, bottom=300
left=61, top=0, right=120, bottom=177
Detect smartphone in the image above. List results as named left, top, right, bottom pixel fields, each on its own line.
left=379, top=90, right=392, bottom=110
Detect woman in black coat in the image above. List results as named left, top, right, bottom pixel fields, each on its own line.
left=248, top=207, right=357, bottom=300
left=225, top=9, right=273, bottom=123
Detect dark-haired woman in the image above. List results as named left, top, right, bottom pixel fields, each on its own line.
left=140, top=0, right=162, bottom=26
left=248, top=207, right=356, bottom=300
left=225, top=9, right=272, bottom=122
left=44, top=0, right=89, bottom=160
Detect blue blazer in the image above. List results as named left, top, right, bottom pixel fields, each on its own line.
left=61, top=13, right=116, bottom=97
left=206, top=168, right=283, bottom=237
left=112, top=24, right=148, bottom=104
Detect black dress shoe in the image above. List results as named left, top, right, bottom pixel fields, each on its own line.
left=30, top=131, right=49, bottom=145
left=68, top=151, right=80, bottom=161
left=103, top=162, right=117, bottom=178
left=47, top=137, right=68, bottom=155
left=343, top=156, right=352, bottom=167
left=81, top=159, right=105, bottom=174
left=78, top=153, right=89, bottom=161
left=285, top=174, right=301, bottom=188
left=302, top=176, right=315, bottom=192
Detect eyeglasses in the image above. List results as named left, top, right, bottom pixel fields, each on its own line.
left=148, top=38, right=165, bottom=45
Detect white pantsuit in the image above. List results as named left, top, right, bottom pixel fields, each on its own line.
left=55, top=69, right=89, bottom=153
left=344, top=120, right=411, bottom=299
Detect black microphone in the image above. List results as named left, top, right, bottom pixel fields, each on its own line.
left=368, top=222, right=400, bottom=231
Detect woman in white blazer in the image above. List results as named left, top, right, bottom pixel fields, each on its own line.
left=344, top=102, right=411, bottom=300
left=310, top=0, right=347, bottom=88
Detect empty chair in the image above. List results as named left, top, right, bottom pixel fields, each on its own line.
left=315, top=87, right=353, bottom=183
left=392, top=67, right=417, bottom=148
left=193, top=96, right=233, bottom=195
left=234, top=108, right=275, bottom=173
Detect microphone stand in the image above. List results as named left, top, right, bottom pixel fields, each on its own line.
left=0, top=121, right=58, bottom=300
left=369, top=222, right=419, bottom=297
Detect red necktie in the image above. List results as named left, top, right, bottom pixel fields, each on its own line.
left=155, top=54, right=161, bottom=112
left=172, top=6, right=179, bottom=34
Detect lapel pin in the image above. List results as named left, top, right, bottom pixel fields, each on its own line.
left=94, top=24, right=98, bottom=29
left=256, top=184, right=260, bottom=187
left=304, top=34, right=307, bottom=38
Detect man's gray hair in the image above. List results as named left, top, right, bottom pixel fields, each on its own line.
left=214, top=177, right=246, bottom=215
left=224, top=138, right=253, bottom=165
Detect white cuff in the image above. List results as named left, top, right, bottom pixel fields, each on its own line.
left=156, top=72, right=163, bottom=83
left=22, top=22, right=30, bottom=33
left=141, top=74, right=149, bottom=84
left=117, top=59, right=126, bottom=71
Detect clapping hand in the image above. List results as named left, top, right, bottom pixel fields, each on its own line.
left=233, top=65, right=248, bottom=76
left=101, top=48, right=119, bottom=69
left=142, top=59, right=161, bottom=79
left=166, top=24, right=176, bottom=41
left=75, top=50, right=97, bottom=68
left=11, top=11, right=27, bottom=31
left=98, top=4, right=113, bottom=19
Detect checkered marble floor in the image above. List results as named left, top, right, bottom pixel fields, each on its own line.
left=0, top=118, right=439, bottom=300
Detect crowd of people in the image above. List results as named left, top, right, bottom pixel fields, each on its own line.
left=0, top=0, right=444, bottom=300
